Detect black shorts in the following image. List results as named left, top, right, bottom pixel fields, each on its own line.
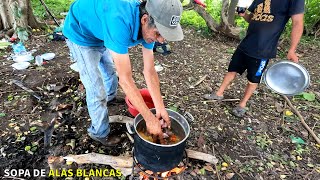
left=228, top=49, right=269, bottom=83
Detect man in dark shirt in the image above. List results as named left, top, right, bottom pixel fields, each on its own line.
left=204, top=0, right=305, bottom=117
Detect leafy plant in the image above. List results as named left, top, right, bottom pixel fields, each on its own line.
left=31, top=0, right=74, bottom=19
left=304, top=0, right=320, bottom=35
left=293, top=144, right=310, bottom=156
left=295, top=92, right=316, bottom=101
left=255, top=134, right=272, bottom=149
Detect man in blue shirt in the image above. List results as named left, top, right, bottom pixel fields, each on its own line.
left=63, top=0, right=184, bottom=146
left=204, top=0, right=304, bottom=117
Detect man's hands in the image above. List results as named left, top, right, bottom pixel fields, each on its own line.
left=145, top=108, right=171, bottom=139
left=287, top=49, right=299, bottom=63
left=156, top=108, right=171, bottom=128
left=145, top=116, right=162, bottom=135
left=238, top=13, right=246, bottom=17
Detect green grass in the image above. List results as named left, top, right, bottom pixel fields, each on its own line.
left=31, top=0, right=74, bottom=19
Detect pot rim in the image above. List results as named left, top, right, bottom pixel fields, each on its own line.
left=134, top=108, right=190, bottom=147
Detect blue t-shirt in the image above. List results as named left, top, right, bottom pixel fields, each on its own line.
left=63, top=0, right=154, bottom=54
left=238, top=0, right=305, bottom=59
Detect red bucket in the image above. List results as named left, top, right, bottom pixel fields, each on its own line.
left=125, top=89, right=155, bottom=117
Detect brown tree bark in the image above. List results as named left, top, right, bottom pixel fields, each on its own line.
left=0, top=0, right=40, bottom=31
left=189, top=0, right=241, bottom=39
left=227, top=0, right=238, bottom=25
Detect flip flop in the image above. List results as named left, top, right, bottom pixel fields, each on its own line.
left=203, top=94, right=224, bottom=100
left=231, top=106, right=246, bottom=117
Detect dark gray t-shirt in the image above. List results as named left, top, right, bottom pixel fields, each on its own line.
left=238, top=0, right=305, bottom=59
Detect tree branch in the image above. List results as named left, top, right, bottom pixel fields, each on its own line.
left=282, top=95, right=320, bottom=144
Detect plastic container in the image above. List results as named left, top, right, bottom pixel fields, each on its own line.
left=35, top=55, right=43, bottom=66
left=12, top=52, right=34, bottom=62
left=41, top=53, right=55, bottom=60
left=125, top=89, right=155, bottom=117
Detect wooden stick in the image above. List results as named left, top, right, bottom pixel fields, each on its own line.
left=109, top=115, right=133, bottom=124
left=62, top=149, right=219, bottom=168
left=282, top=95, right=320, bottom=144
left=39, top=0, right=60, bottom=26
left=63, top=153, right=133, bottom=168
left=203, top=98, right=240, bottom=103
left=186, top=149, right=218, bottom=164
left=190, top=75, right=208, bottom=88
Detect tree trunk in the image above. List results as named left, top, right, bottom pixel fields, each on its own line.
left=0, top=0, right=40, bottom=31
left=190, top=0, right=241, bottom=39
left=194, top=4, right=219, bottom=32
left=227, top=0, right=238, bottom=25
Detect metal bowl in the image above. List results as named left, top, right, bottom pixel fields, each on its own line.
left=263, top=60, right=310, bottom=96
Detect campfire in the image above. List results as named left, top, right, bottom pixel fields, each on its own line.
left=47, top=116, right=219, bottom=178
left=137, top=162, right=186, bottom=180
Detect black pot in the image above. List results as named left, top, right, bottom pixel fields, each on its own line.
left=127, top=109, right=192, bottom=172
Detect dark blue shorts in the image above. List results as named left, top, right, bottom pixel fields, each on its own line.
left=228, top=49, right=269, bottom=83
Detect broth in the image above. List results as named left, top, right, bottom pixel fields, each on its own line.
left=137, top=118, right=185, bottom=145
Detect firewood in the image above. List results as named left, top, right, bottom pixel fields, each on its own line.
left=109, top=115, right=133, bottom=124
left=63, top=153, right=133, bottom=168
left=186, top=149, right=218, bottom=164
left=47, top=149, right=218, bottom=177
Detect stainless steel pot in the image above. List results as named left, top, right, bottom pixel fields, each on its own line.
left=126, top=108, right=192, bottom=172
left=263, top=60, right=310, bottom=96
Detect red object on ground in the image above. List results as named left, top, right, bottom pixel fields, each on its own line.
left=125, top=89, right=155, bottom=117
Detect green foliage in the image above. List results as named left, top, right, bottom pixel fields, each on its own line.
left=205, top=0, right=222, bottom=23
left=294, top=92, right=316, bottom=101
left=31, top=0, right=74, bottom=19
left=255, top=134, right=272, bottom=149
left=304, top=0, right=320, bottom=35
left=181, top=10, right=207, bottom=29
left=181, top=0, right=222, bottom=30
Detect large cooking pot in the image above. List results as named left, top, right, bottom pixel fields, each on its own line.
left=126, top=108, right=192, bottom=172
left=263, top=60, right=310, bottom=96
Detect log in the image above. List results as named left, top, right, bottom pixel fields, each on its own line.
left=63, top=149, right=218, bottom=168
left=109, top=115, right=133, bottom=124
left=64, top=153, right=133, bottom=168
left=48, top=149, right=218, bottom=177
left=63, top=153, right=133, bottom=177
left=186, top=149, right=218, bottom=164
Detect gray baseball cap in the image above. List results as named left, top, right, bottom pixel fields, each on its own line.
left=146, top=0, right=184, bottom=41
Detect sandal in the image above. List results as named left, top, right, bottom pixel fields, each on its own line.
left=231, top=106, right=246, bottom=117
left=203, top=93, right=224, bottom=100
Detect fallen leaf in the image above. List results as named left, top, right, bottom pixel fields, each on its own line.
left=307, top=163, right=314, bottom=168
left=275, top=102, right=283, bottom=113
left=197, top=133, right=205, bottom=149
left=226, top=173, right=235, bottom=179
left=280, top=174, right=286, bottom=179
left=285, top=110, right=293, bottom=116
left=222, top=162, right=228, bottom=167
left=203, top=165, right=214, bottom=172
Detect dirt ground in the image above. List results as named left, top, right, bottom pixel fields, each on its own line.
left=0, top=28, right=319, bottom=180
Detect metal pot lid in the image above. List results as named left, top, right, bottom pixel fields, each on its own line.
left=263, top=60, right=310, bottom=96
